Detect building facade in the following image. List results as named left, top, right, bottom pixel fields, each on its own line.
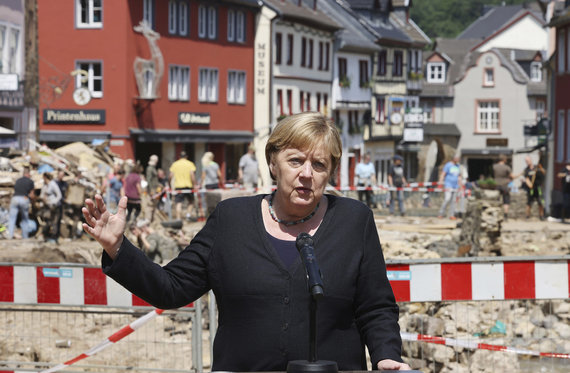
left=38, top=0, right=260, bottom=180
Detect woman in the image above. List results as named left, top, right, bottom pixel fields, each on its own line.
left=200, top=151, right=222, bottom=190
left=82, top=112, right=409, bottom=371
left=40, top=172, right=62, bottom=242
left=124, top=163, right=143, bottom=223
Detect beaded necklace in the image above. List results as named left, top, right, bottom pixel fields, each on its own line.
left=268, top=191, right=320, bottom=226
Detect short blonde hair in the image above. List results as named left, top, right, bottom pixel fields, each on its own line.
left=265, top=112, right=342, bottom=179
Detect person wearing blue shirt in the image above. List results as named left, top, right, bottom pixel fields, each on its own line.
left=438, top=155, right=462, bottom=219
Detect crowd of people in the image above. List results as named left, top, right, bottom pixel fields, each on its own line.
left=5, top=145, right=261, bottom=244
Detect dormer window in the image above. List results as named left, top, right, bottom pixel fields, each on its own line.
left=427, top=62, right=445, bottom=83
left=530, top=61, right=542, bottom=82
left=483, top=68, right=494, bottom=87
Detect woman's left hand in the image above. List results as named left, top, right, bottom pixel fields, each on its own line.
left=377, top=359, right=412, bottom=371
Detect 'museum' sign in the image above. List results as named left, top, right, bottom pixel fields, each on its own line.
left=43, top=109, right=105, bottom=124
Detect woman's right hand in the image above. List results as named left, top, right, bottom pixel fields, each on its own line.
left=82, top=194, right=127, bottom=260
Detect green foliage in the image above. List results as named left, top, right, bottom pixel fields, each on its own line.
left=410, top=0, right=533, bottom=39
left=339, top=76, right=351, bottom=88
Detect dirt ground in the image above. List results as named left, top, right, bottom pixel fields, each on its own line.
left=1, top=213, right=568, bottom=265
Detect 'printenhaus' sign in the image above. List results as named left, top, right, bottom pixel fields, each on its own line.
left=43, top=109, right=106, bottom=124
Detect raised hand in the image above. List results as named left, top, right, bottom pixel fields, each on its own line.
left=82, top=194, right=127, bottom=259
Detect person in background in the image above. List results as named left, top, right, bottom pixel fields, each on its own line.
left=107, top=169, right=125, bottom=213
left=238, top=144, right=259, bottom=190
left=557, top=162, right=570, bottom=223
left=129, top=219, right=180, bottom=264
left=355, top=152, right=377, bottom=208
left=524, top=156, right=545, bottom=220
left=169, top=151, right=197, bottom=221
left=8, top=165, right=35, bottom=239
left=493, top=154, right=517, bottom=221
left=146, top=155, right=160, bottom=196
left=124, top=163, right=143, bottom=223
left=438, top=155, right=462, bottom=220
left=40, top=172, right=63, bottom=243
left=200, top=151, right=222, bottom=190
left=82, top=112, right=410, bottom=372
left=388, top=155, right=407, bottom=216
left=55, top=170, right=69, bottom=239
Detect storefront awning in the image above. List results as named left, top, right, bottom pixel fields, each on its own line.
left=130, top=128, right=254, bottom=143
left=39, top=130, right=112, bottom=142
left=423, top=123, right=461, bottom=137
left=461, top=148, right=513, bottom=155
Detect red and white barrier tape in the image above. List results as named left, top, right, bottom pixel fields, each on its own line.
left=401, top=332, right=570, bottom=359
left=39, top=308, right=164, bottom=373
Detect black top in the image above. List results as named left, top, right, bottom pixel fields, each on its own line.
left=563, top=168, right=570, bottom=194
left=389, top=164, right=405, bottom=187
left=267, top=233, right=298, bottom=269
left=103, top=194, right=402, bottom=371
left=13, top=176, right=34, bottom=197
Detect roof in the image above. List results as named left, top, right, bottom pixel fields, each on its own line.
left=457, top=3, right=545, bottom=41
left=424, top=38, right=479, bottom=88
left=345, top=0, right=393, bottom=11
left=263, top=0, right=341, bottom=31
left=390, top=11, right=431, bottom=47
left=318, top=0, right=380, bottom=53
left=225, top=0, right=262, bottom=7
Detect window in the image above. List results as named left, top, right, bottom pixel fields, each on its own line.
left=375, top=96, right=385, bottom=123
left=198, top=5, right=216, bottom=39
left=76, top=61, right=103, bottom=98
left=277, top=89, right=283, bottom=116
left=306, top=92, right=311, bottom=111
left=307, top=39, right=313, bottom=68
left=393, top=50, right=403, bottom=77
left=299, top=91, right=304, bottom=112
left=0, top=23, right=21, bottom=74
left=348, top=111, right=359, bottom=134
left=557, top=110, right=565, bottom=161
left=227, top=70, right=246, bottom=104
left=316, top=92, right=321, bottom=112
left=359, top=60, right=369, bottom=88
left=408, top=49, right=422, bottom=73
left=476, top=100, right=500, bottom=133
left=76, top=0, right=102, bottom=28
left=227, top=10, right=245, bottom=42
left=286, top=34, right=293, bottom=65
left=143, top=0, right=154, bottom=28
left=535, top=99, right=545, bottom=120
left=530, top=61, right=542, bottom=82
left=323, top=93, right=328, bottom=116
left=275, top=32, right=282, bottom=65
left=427, top=62, right=445, bottom=83
left=324, top=42, right=330, bottom=71
left=377, top=50, right=386, bottom=76
left=286, top=89, right=292, bottom=115
left=168, top=65, right=189, bottom=101
left=168, top=1, right=189, bottom=36
left=338, top=57, right=348, bottom=87
left=318, top=42, right=323, bottom=70
left=198, top=68, right=218, bottom=102
left=557, top=31, right=565, bottom=74
left=301, top=37, right=306, bottom=67
left=483, top=68, right=494, bottom=86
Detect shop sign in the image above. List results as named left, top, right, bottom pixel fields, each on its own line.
left=178, top=112, right=210, bottom=126
left=43, top=109, right=105, bottom=124
left=0, top=74, right=18, bottom=91
left=403, top=123, right=424, bottom=142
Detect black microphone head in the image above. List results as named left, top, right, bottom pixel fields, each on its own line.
left=295, top=232, right=314, bottom=251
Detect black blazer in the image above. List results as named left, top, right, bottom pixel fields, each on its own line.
left=103, top=194, right=402, bottom=371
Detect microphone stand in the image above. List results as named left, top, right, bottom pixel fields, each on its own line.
left=287, top=289, right=338, bottom=373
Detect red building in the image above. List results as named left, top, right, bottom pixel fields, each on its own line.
left=38, top=0, right=260, bottom=180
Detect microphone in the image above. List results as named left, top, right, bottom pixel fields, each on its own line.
left=296, top=233, right=324, bottom=299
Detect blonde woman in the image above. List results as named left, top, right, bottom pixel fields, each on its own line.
left=200, top=151, right=222, bottom=190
